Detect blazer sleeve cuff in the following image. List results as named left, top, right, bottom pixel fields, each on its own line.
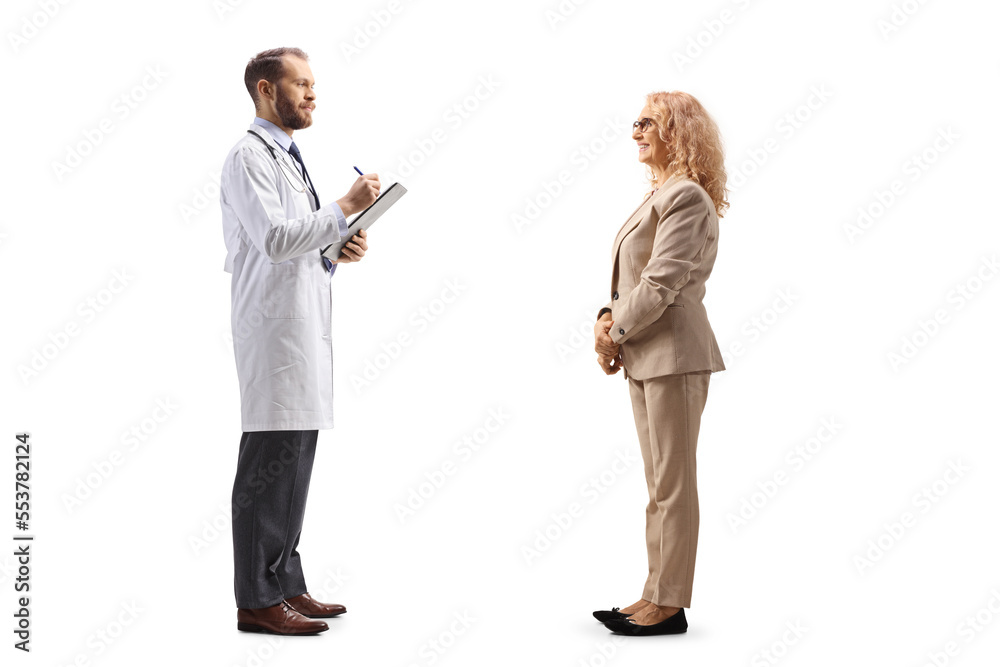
left=608, top=288, right=678, bottom=345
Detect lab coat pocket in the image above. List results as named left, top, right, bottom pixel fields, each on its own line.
left=262, top=262, right=309, bottom=319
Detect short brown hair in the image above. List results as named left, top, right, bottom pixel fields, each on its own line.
left=244, top=47, right=309, bottom=111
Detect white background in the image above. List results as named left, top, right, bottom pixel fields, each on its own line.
left=2, top=0, right=999, bottom=664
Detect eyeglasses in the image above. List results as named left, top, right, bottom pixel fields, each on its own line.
left=633, top=118, right=655, bottom=133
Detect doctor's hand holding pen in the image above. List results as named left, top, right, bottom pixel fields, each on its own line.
left=336, top=170, right=380, bottom=217
left=332, top=167, right=379, bottom=264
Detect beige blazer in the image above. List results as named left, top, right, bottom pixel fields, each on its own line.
left=598, top=173, right=726, bottom=380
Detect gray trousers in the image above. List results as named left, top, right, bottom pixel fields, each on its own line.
left=231, top=430, right=318, bottom=609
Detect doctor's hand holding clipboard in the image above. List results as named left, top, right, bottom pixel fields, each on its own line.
left=320, top=170, right=409, bottom=263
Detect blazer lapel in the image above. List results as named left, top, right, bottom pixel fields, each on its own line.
left=612, top=192, right=654, bottom=249
left=610, top=173, right=683, bottom=264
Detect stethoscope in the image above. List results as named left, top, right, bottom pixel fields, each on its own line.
left=246, top=129, right=312, bottom=196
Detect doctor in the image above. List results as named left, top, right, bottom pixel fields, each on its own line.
left=220, top=46, right=379, bottom=635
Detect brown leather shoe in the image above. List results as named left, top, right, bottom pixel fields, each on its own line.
left=237, top=600, right=329, bottom=635
left=284, top=592, right=346, bottom=618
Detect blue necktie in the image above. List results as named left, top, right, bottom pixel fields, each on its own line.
left=287, top=142, right=333, bottom=272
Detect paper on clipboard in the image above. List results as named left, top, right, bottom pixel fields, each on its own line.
left=322, top=182, right=407, bottom=259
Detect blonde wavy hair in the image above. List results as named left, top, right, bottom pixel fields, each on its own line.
left=642, top=91, right=729, bottom=218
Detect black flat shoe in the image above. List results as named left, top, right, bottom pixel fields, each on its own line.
left=603, top=608, right=687, bottom=635
left=593, top=606, right=629, bottom=622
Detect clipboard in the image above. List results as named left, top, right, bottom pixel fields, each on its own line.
left=322, top=182, right=407, bottom=259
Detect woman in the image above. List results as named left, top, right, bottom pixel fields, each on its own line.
left=591, top=91, right=728, bottom=636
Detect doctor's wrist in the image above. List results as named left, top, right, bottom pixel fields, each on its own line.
left=336, top=197, right=357, bottom=217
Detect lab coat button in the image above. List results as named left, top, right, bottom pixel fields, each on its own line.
left=613, top=291, right=619, bottom=300
left=618, top=328, right=625, bottom=335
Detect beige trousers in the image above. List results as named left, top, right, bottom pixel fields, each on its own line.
left=627, top=371, right=711, bottom=608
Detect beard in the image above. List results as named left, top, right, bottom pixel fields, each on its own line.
left=275, top=87, right=311, bottom=130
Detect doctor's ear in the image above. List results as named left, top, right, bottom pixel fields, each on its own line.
left=256, top=79, right=275, bottom=104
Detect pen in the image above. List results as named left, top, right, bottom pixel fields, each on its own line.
left=353, top=166, right=364, bottom=175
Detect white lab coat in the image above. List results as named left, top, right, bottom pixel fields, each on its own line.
left=220, top=123, right=347, bottom=431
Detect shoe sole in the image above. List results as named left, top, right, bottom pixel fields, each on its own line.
left=299, top=611, right=346, bottom=619
left=237, top=622, right=328, bottom=635
left=608, top=626, right=687, bottom=636
left=603, top=613, right=688, bottom=636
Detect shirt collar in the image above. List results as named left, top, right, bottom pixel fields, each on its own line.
left=252, top=117, right=293, bottom=152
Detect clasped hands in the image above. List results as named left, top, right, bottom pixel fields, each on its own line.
left=594, top=313, right=623, bottom=375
